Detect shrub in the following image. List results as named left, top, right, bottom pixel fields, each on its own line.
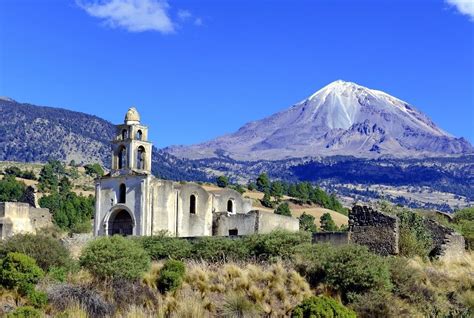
left=216, top=175, right=229, bottom=188
left=349, top=290, right=419, bottom=318
left=1, top=234, right=73, bottom=271
left=0, top=252, right=44, bottom=290
left=26, top=289, right=48, bottom=309
left=191, top=237, right=250, bottom=262
left=157, top=259, right=186, bottom=293
left=136, top=234, right=193, bottom=260
left=397, top=210, right=432, bottom=258
left=293, top=244, right=391, bottom=300
left=47, top=283, right=114, bottom=318
left=110, top=279, right=157, bottom=310
left=6, top=306, right=41, bottom=318
left=221, top=292, right=262, bottom=318
left=79, top=236, right=150, bottom=280
left=291, top=296, right=356, bottom=318
left=244, top=230, right=312, bottom=261
left=323, top=245, right=392, bottom=300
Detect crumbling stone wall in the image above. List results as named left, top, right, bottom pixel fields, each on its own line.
left=312, top=232, right=349, bottom=245
left=349, top=205, right=399, bottom=255
left=424, top=218, right=465, bottom=260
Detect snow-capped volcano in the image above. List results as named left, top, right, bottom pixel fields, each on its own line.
left=167, top=80, right=473, bottom=160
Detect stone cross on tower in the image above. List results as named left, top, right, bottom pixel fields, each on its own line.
left=111, top=107, right=152, bottom=175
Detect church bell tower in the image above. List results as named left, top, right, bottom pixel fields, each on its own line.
left=111, top=107, right=152, bottom=175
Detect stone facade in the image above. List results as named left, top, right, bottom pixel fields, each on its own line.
left=0, top=202, right=51, bottom=239
left=349, top=205, right=399, bottom=255
left=94, top=108, right=298, bottom=238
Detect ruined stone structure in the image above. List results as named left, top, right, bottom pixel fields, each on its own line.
left=348, top=205, right=399, bottom=255
left=94, top=108, right=298, bottom=237
left=0, top=202, right=51, bottom=239
left=312, top=205, right=466, bottom=260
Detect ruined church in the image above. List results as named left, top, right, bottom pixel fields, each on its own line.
left=94, top=108, right=298, bottom=237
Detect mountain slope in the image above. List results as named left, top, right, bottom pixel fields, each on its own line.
left=0, top=97, right=209, bottom=181
left=167, top=80, right=473, bottom=160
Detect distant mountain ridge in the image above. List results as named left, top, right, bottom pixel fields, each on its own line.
left=166, top=80, right=473, bottom=160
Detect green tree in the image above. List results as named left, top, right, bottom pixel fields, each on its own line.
left=397, top=210, right=432, bottom=258
left=256, top=173, right=270, bottom=193
left=275, top=202, right=292, bottom=217
left=261, top=191, right=274, bottom=208
left=270, top=181, right=284, bottom=203
left=247, top=182, right=256, bottom=191
left=80, top=236, right=151, bottom=280
left=320, top=213, right=337, bottom=232
left=299, top=212, right=318, bottom=233
left=84, top=163, right=104, bottom=178
left=58, top=176, right=72, bottom=194
left=216, top=175, right=229, bottom=188
left=38, top=163, right=58, bottom=192
left=0, top=175, right=26, bottom=202
left=231, top=184, right=246, bottom=194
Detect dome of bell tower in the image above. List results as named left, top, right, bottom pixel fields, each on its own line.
left=125, top=107, right=140, bottom=124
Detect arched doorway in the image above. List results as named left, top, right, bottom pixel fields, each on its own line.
left=108, top=210, right=133, bottom=236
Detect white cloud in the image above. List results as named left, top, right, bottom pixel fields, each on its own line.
left=77, top=0, right=175, bottom=33
left=446, top=0, right=474, bottom=20
left=177, top=9, right=192, bottom=21
left=194, top=17, right=203, bottom=26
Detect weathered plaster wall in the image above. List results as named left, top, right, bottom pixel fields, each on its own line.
left=213, top=210, right=299, bottom=236
left=349, top=205, right=399, bottom=255
left=176, top=183, right=213, bottom=237
left=210, top=188, right=253, bottom=214
left=0, top=202, right=51, bottom=239
left=257, top=211, right=299, bottom=233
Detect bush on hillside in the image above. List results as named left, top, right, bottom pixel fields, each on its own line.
left=299, top=212, right=318, bottom=233
left=291, top=296, right=356, bottom=318
left=320, top=213, right=337, bottom=232
left=397, top=210, right=432, bottom=257
left=323, top=245, right=392, bottom=300
left=453, top=207, right=474, bottom=250
left=293, top=244, right=391, bottom=300
left=0, top=234, right=73, bottom=272
left=157, top=259, right=186, bottom=293
left=275, top=202, right=292, bottom=216
left=244, top=230, right=312, bottom=261
left=6, top=306, right=41, bottom=318
left=79, top=236, right=150, bottom=280
left=136, top=234, right=193, bottom=260
left=0, top=175, right=26, bottom=202
left=0, top=252, right=44, bottom=291
left=191, top=236, right=251, bottom=262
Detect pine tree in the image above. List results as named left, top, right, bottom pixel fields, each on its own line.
left=270, top=181, right=284, bottom=203
left=216, top=175, right=229, bottom=188
left=261, top=191, right=274, bottom=208
left=256, top=173, right=270, bottom=193
left=320, top=213, right=338, bottom=232
left=275, top=202, right=291, bottom=217
left=299, top=212, right=318, bottom=232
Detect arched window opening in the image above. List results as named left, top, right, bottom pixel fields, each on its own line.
left=190, top=195, right=196, bottom=214
left=136, top=130, right=143, bottom=140
left=118, top=146, right=127, bottom=169
left=119, top=184, right=126, bottom=203
left=136, top=146, right=146, bottom=170
left=121, top=129, right=128, bottom=140
left=108, top=210, right=133, bottom=236
left=227, top=200, right=234, bottom=213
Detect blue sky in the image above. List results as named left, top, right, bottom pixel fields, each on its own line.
left=1, top=0, right=473, bottom=147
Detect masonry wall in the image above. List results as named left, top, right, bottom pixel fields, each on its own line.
left=312, top=232, right=350, bottom=245
left=349, top=205, right=399, bottom=255
left=424, top=218, right=466, bottom=260
left=0, top=202, right=52, bottom=239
